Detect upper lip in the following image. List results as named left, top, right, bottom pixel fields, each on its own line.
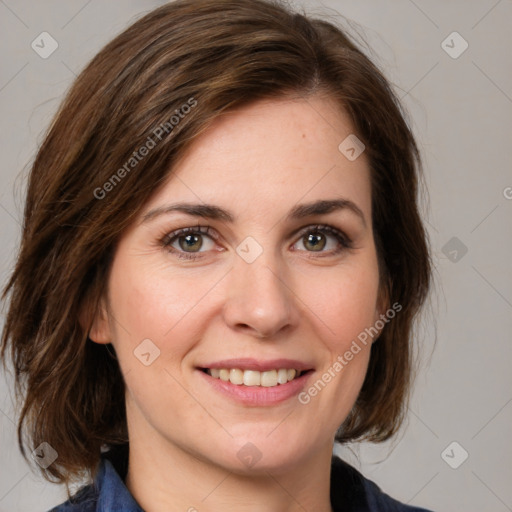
left=198, top=358, right=314, bottom=372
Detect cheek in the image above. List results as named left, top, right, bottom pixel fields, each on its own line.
left=306, top=258, right=381, bottom=347
left=301, top=254, right=380, bottom=406
left=106, top=254, right=227, bottom=376
left=108, top=256, right=193, bottom=338
left=300, top=264, right=379, bottom=423
left=106, top=261, right=209, bottom=419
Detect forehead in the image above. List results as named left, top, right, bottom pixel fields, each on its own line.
left=143, top=95, right=372, bottom=220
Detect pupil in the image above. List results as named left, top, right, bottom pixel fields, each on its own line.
left=306, top=232, right=325, bottom=251
left=180, top=234, right=202, bottom=252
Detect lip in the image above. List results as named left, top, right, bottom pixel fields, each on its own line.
left=198, top=358, right=314, bottom=372
left=196, top=364, right=314, bottom=407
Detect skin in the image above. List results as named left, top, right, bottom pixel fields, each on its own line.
left=90, top=94, right=385, bottom=512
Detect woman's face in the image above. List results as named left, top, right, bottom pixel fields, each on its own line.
left=92, top=95, right=383, bottom=473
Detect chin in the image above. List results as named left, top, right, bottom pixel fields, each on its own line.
left=205, top=429, right=320, bottom=476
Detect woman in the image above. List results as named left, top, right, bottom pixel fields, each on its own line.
left=1, top=0, right=433, bottom=510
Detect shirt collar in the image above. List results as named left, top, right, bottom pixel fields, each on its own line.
left=94, top=448, right=143, bottom=511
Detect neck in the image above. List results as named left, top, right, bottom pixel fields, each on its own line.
left=125, top=430, right=334, bottom=512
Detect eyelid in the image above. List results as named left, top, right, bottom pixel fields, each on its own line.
left=160, top=223, right=353, bottom=259
left=161, top=225, right=218, bottom=245
left=292, top=223, right=352, bottom=248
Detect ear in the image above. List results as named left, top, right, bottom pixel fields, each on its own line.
left=373, top=279, right=391, bottom=342
left=80, top=296, right=112, bottom=344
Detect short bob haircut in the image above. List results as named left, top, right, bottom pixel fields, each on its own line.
left=1, top=0, right=431, bottom=488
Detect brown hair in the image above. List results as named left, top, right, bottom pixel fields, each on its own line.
left=1, top=0, right=431, bottom=489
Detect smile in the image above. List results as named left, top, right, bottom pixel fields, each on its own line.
left=202, top=368, right=303, bottom=387
left=196, top=359, right=314, bottom=406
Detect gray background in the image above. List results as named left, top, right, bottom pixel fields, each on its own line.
left=1, top=1, right=511, bottom=511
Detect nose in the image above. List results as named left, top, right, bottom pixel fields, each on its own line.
left=222, top=253, right=299, bottom=339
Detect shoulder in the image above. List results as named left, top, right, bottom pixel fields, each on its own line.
left=362, top=477, right=434, bottom=512
left=330, top=455, right=435, bottom=512
left=47, top=483, right=98, bottom=511
left=46, top=444, right=143, bottom=512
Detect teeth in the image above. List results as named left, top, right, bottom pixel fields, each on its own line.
left=277, top=368, right=288, bottom=384
left=229, top=368, right=244, bottom=385
left=261, top=370, right=277, bottom=387
left=206, top=368, right=302, bottom=387
left=243, top=370, right=260, bottom=386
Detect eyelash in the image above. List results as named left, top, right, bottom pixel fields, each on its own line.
left=159, top=224, right=353, bottom=261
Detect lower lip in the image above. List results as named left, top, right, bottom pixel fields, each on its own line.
left=197, top=369, right=313, bottom=406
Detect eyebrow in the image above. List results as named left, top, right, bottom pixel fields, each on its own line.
left=142, top=198, right=366, bottom=227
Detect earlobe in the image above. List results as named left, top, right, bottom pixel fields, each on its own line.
left=373, top=282, right=391, bottom=343
left=81, top=297, right=112, bottom=344
left=373, top=310, right=384, bottom=343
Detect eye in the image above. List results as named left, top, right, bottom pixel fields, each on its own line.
left=291, top=224, right=352, bottom=255
left=160, top=226, right=218, bottom=260
left=160, top=223, right=352, bottom=261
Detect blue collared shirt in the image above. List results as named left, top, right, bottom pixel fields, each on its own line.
left=49, top=445, right=434, bottom=511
